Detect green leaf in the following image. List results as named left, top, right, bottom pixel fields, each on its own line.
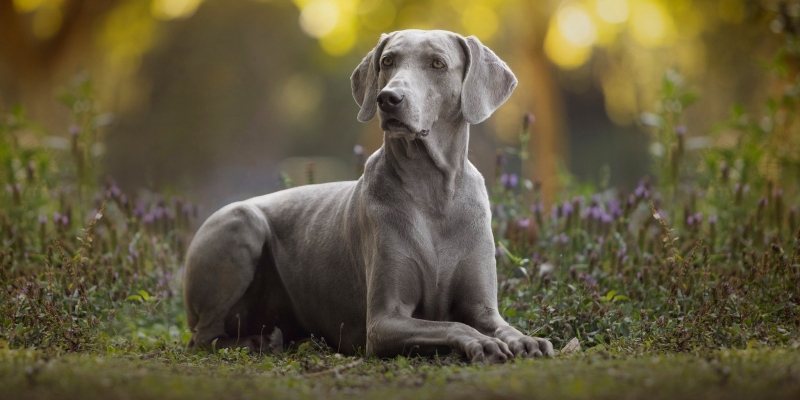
left=497, top=241, right=521, bottom=264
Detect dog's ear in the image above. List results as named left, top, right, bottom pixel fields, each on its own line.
left=457, top=35, right=518, bottom=125
left=351, top=33, right=393, bottom=122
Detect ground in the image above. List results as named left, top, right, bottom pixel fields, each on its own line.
left=2, top=346, right=800, bottom=399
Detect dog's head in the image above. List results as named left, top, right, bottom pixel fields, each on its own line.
left=351, top=30, right=517, bottom=138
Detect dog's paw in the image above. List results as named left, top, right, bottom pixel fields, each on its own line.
left=465, top=337, right=514, bottom=364
left=505, top=336, right=554, bottom=359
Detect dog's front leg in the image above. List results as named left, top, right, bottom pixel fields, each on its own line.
left=366, top=311, right=514, bottom=363
left=470, top=312, right=555, bottom=359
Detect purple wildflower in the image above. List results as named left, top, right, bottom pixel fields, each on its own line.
left=675, top=125, right=687, bottom=136
left=562, top=201, right=574, bottom=216
left=634, top=184, right=645, bottom=198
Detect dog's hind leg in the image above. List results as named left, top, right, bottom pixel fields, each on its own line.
left=183, top=202, right=270, bottom=351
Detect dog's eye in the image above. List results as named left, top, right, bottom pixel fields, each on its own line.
left=432, top=60, right=446, bottom=69
left=381, top=57, right=393, bottom=67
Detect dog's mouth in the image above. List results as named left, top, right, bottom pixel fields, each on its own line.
left=382, top=118, right=429, bottom=138
left=384, top=118, right=412, bottom=132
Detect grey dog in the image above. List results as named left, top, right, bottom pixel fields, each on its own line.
left=183, top=29, right=554, bottom=363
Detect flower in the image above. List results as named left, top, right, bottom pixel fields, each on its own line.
left=562, top=201, right=574, bottom=216
left=525, top=114, right=535, bottom=125
left=675, top=125, right=687, bottom=136
left=501, top=173, right=518, bottom=189
left=634, top=184, right=646, bottom=198
left=580, top=273, right=597, bottom=286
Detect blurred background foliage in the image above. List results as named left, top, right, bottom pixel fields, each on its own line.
left=0, top=0, right=796, bottom=214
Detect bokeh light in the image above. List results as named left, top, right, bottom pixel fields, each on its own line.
left=596, top=0, right=629, bottom=24
left=545, top=3, right=596, bottom=70
left=629, top=0, right=675, bottom=47
left=298, top=0, right=341, bottom=38
left=461, top=3, right=499, bottom=41
left=151, top=0, right=205, bottom=20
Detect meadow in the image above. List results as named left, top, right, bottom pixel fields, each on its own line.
left=2, top=47, right=800, bottom=400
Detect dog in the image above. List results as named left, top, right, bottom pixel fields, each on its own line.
left=183, top=29, right=554, bottom=363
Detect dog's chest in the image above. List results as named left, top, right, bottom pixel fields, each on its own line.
left=406, top=200, right=490, bottom=317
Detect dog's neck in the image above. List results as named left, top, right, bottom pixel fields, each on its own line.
left=382, top=119, right=470, bottom=205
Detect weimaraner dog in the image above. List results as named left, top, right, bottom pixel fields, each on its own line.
left=183, top=29, right=554, bottom=363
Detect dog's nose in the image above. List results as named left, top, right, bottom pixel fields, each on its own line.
left=377, top=88, right=404, bottom=111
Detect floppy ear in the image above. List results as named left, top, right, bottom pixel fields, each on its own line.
left=457, top=35, right=518, bottom=125
left=351, top=33, right=394, bottom=122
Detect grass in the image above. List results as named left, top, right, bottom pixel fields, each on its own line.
left=2, top=10, right=800, bottom=399
left=2, top=346, right=800, bottom=399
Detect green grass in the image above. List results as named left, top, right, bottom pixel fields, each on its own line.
left=2, top=346, right=800, bottom=399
